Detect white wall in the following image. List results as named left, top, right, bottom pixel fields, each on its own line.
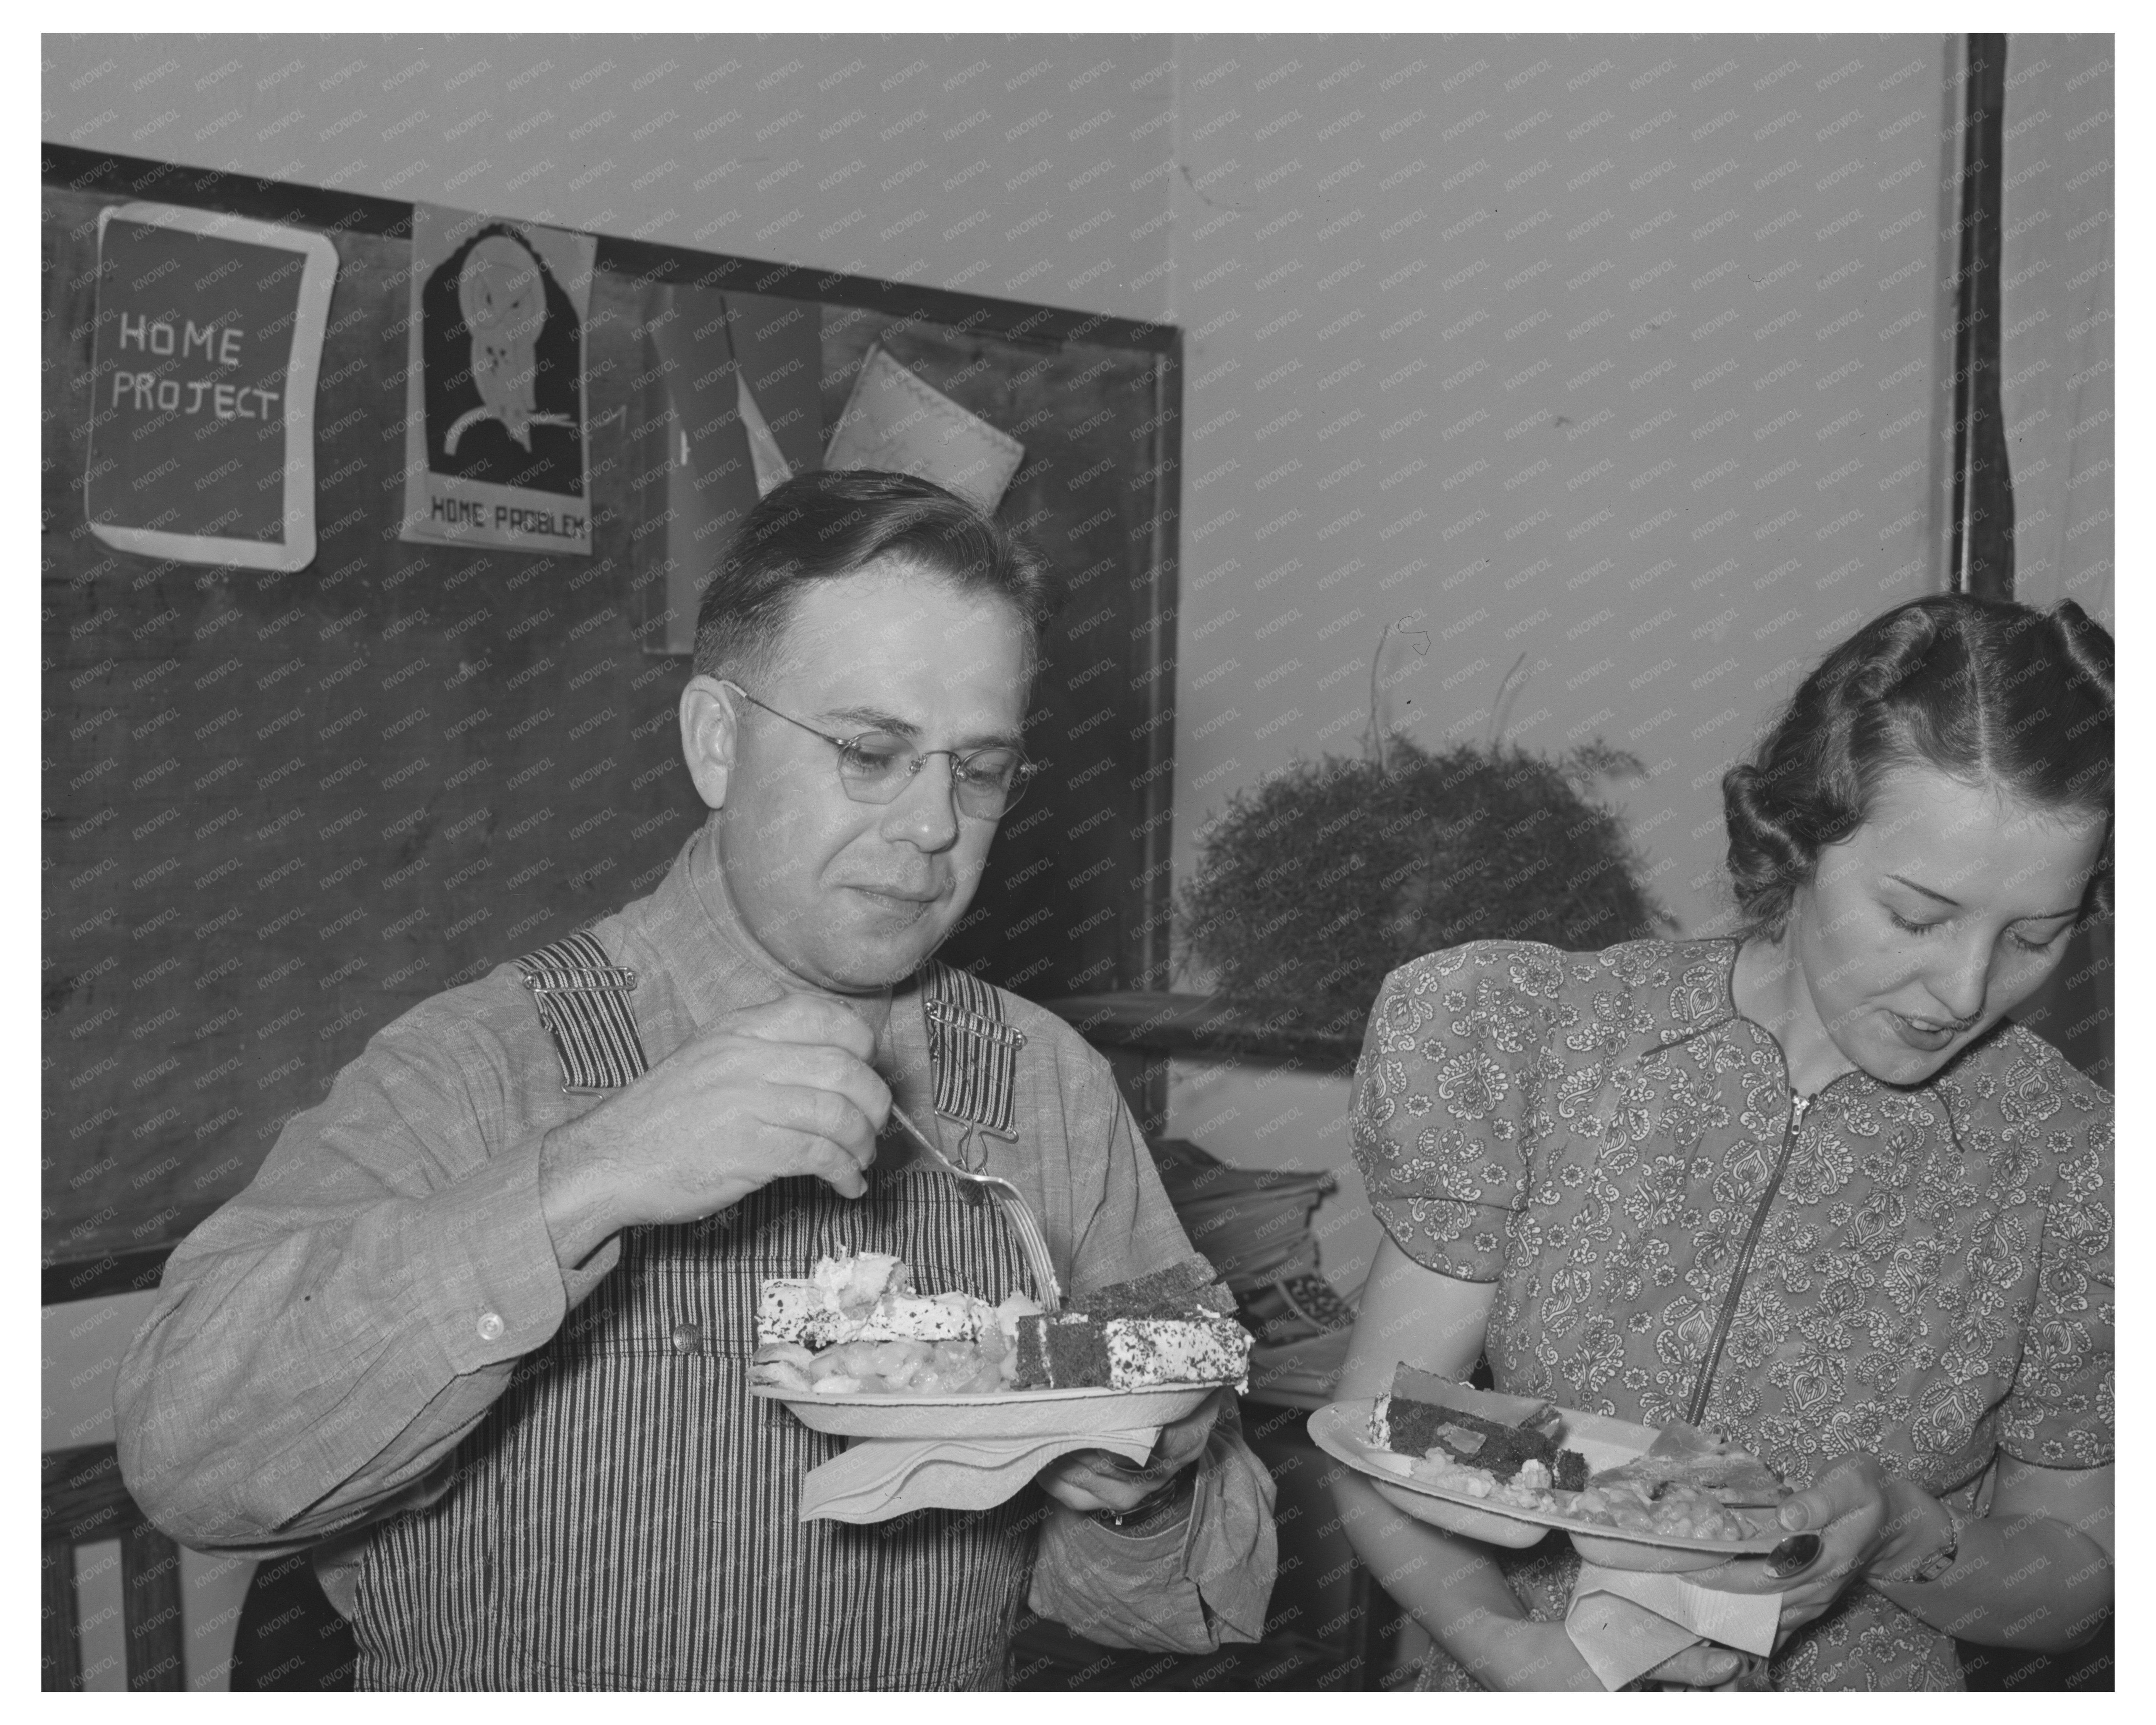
left=1997, top=34, right=2114, bottom=626
left=44, top=34, right=1181, bottom=320
left=1162, top=35, right=1965, bottom=938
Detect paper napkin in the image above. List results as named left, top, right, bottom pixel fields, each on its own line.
left=797, top=1429, right=1160, bottom=1524
left=1565, top=1561, right=1781, bottom=1691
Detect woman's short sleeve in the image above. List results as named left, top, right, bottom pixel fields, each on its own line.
left=1349, top=944, right=1541, bottom=1283
left=1999, top=1093, right=2114, bottom=1468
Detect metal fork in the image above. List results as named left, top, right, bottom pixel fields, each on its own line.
left=888, top=1101, right=1063, bottom=1313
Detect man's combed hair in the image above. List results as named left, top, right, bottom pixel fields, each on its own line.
left=1722, top=594, right=2114, bottom=938
left=691, top=469, right=1059, bottom=688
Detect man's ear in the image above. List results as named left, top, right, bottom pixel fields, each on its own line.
left=680, top=675, right=740, bottom=810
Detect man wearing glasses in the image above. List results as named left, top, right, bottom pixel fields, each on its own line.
left=117, top=469, right=1276, bottom=1689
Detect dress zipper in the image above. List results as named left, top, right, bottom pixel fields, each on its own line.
left=1684, top=1090, right=1813, bottom=1427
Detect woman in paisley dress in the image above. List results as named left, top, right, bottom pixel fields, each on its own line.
left=1335, top=595, right=2114, bottom=1690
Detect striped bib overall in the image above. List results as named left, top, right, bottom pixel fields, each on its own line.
left=350, top=942, right=1047, bottom=1689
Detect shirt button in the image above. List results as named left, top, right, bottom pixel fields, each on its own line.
left=670, top=1322, right=701, bottom=1354
left=476, top=1312, right=505, bottom=1343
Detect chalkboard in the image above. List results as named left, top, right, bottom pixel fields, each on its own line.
left=41, top=146, right=1181, bottom=1278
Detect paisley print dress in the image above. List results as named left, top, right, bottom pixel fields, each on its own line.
left=1351, top=938, right=2114, bottom=1691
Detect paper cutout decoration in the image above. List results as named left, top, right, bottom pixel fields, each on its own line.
left=642, top=284, right=826, bottom=653
left=400, top=202, right=595, bottom=554
left=737, top=370, right=794, bottom=497
left=823, top=346, right=1025, bottom=514
left=84, top=202, right=337, bottom=572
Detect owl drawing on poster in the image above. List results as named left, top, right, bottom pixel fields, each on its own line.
left=420, top=222, right=585, bottom=499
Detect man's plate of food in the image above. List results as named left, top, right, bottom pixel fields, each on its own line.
left=1310, top=1367, right=1791, bottom=1573
left=750, top=1252, right=1249, bottom=1439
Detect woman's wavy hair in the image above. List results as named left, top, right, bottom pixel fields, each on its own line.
left=1722, top=594, right=2114, bottom=939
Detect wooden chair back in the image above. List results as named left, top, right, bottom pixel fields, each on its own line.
left=42, top=1443, right=185, bottom=1690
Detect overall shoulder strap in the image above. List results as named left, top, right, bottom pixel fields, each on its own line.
left=920, top=960, right=1027, bottom=1145
left=515, top=928, right=649, bottom=1094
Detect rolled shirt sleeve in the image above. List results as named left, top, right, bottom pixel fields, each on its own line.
left=115, top=993, right=617, bottom=1553
left=1351, top=945, right=1538, bottom=1283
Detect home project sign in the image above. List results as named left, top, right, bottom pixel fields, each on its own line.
left=83, top=201, right=336, bottom=572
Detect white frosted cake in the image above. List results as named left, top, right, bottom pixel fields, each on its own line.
left=1104, top=1317, right=1251, bottom=1391
left=757, top=1252, right=997, bottom=1350
left=756, top=1280, right=827, bottom=1347
left=857, top=1289, right=991, bottom=1342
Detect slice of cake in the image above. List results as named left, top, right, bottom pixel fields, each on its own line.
left=1014, top=1313, right=1114, bottom=1389
left=1069, top=1258, right=1238, bottom=1320
left=1011, top=1259, right=1254, bottom=1391
left=757, top=1279, right=827, bottom=1348
left=1369, top=1365, right=1589, bottom=1490
left=854, top=1288, right=996, bottom=1343
left=1104, top=1317, right=1250, bottom=1390
left=758, top=1254, right=996, bottom=1351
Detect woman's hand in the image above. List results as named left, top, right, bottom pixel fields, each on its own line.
left=1694, top=1452, right=1942, bottom=1638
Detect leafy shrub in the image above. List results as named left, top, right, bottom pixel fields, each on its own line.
left=1178, top=735, right=1674, bottom=1039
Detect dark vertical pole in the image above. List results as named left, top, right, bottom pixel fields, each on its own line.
left=1950, top=34, right=2015, bottom=598
left=1135, top=338, right=1182, bottom=994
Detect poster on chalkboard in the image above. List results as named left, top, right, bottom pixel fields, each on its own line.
left=83, top=201, right=336, bottom=571
left=823, top=344, right=1025, bottom=513
left=400, top=202, right=594, bottom=555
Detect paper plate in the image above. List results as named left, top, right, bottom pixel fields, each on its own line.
left=753, top=1381, right=1217, bottom=1440
left=1308, top=1400, right=1785, bottom=1574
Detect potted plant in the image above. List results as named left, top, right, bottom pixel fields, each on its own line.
left=1178, top=634, right=1675, bottom=1043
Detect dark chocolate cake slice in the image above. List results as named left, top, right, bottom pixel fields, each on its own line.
left=1015, top=1261, right=1256, bottom=1390
left=1069, top=1257, right=1237, bottom=1321
left=1371, top=1364, right=1589, bottom=1488
left=1013, top=1313, right=1112, bottom=1388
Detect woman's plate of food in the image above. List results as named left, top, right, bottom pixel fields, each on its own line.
left=751, top=1252, right=1249, bottom=1440
left=1310, top=1367, right=1790, bottom=1573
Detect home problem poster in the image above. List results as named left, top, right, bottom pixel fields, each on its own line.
left=400, top=202, right=594, bottom=555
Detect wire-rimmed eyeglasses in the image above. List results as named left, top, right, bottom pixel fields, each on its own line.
left=723, top=683, right=1040, bottom=820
